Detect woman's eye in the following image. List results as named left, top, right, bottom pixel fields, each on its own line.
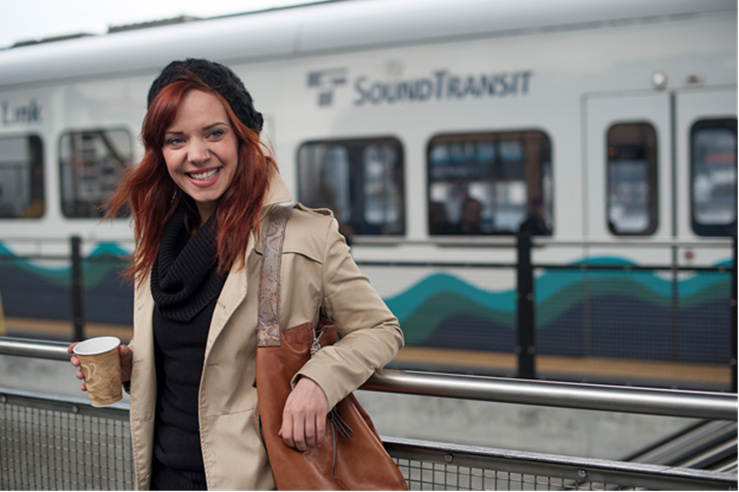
left=208, top=129, right=225, bottom=139
left=166, top=137, right=184, bottom=146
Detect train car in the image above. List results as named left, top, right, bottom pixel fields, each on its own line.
left=0, top=0, right=736, bottom=388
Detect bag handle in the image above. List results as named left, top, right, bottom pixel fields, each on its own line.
left=257, top=201, right=295, bottom=348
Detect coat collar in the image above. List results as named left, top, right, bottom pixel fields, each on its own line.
left=205, top=166, right=291, bottom=354
left=254, top=166, right=293, bottom=255
left=260, top=165, right=293, bottom=217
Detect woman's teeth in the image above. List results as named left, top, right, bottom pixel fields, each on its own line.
left=189, top=168, right=219, bottom=181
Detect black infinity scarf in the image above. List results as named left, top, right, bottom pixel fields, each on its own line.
left=150, top=203, right=226, bottom=322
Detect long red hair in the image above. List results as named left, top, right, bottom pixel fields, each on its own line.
left=106, top=77, right=276, bottom=284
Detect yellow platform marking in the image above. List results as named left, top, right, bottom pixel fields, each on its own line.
left=395, top=347, right=731, bottom=384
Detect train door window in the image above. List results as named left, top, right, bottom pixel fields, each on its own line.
left=297, top=138, right=405, bottom=237
left=59, top=128, right=132, bottom=218
left=427, top=131, right=552, bottom=235
left=0, top=135, right=44, bottom=219
left=606, top=123, right=658, bottom=235
left=690, top=119, right=737, bottom=237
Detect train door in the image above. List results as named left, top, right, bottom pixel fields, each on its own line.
left=584, top=93, right=673, bottom=264
left=583, top=90, right=735, bottom=379
left=585, top=89, right=737, bottom=265
left=674, top=88, right=737, bottom=267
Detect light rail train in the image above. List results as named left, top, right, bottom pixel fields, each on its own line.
left=0, top=0, right=736, bottom=387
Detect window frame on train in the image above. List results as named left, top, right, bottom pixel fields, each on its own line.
left=0, top=133, right=45, bottom=219
left=58, top=127, right=133, bottom=219
left=426, top=130, right=553, bottom=236
left=606, top=122, right=659, bottom=236
left=690, top=118, right=738, bottom=237
left=296, top=136, right=406, bottom=238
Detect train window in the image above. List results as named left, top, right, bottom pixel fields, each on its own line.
left=606, top=123, right=658, bottom=235
left=691, top=119, right=737, bottom=237
left=298, top=138, right=405, bottom=236
left=427, top=131, right=552, bottom=235
left=59, top=128, right=132, bottom=218
left=0, top=135, right=44, bottom=219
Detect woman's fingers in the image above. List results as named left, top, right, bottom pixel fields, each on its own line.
left=68, top=343, right=87, bottom=392
left=118, top=345, right=133, bottom=384
left=280, top=377, right=328, bottom=450
left=314, top=411, right=326, bottom=448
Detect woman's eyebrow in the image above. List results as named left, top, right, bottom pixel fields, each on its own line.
left=203, top=122, right=229, bottom=130
left=164, top=122, right=228, bottom=135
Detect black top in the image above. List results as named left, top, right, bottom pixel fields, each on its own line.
left=150, top=203, right=227, bottom=478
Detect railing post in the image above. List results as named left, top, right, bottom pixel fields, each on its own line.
left=71, top=236, right=85, bottom=341
left=516, top=232, right=536, bottom=379
left=670, top=244, right=679, bottom=361
left=732, top=234, right=737, bottom=393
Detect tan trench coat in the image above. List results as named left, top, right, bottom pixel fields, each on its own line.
left=127, top=171, right=404, bottom=490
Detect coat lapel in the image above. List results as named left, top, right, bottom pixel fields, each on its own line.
left=204, top=231, right=253, bottom=356
left=204, top=167, right=293, bottom=357
left=130, top=273, right=157, bottom=490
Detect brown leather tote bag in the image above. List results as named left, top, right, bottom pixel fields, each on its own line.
left=254, top=203, right=407, bottom=491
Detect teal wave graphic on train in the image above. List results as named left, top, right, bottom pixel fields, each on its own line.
left=0, top=244, right=731, bottom=364
left=382, top=259, right=732, bottom=364
left=0, top=242, right=133, bottom=325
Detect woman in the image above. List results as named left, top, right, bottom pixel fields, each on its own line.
left=68, top=59, right=404, bottom=490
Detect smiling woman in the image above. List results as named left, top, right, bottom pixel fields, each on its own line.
left=107, top=61, right=272, bottom=281
left=161, top=90, right=239, bottom=223
left=65, top=58, right=404, bottom=491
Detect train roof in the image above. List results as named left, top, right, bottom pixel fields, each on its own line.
left=0, top=0, right=735, bottom=89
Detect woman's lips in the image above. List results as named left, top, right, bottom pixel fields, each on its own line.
left=187, top=167, right=221, bottom=187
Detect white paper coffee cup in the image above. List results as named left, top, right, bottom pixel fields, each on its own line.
left=73, top=336, right=122, bottom=407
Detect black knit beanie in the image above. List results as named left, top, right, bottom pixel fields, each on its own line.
left=147, top=58, right=264, bottom=134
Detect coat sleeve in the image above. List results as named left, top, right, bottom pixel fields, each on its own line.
left=293, top=216, right=404, bottom=410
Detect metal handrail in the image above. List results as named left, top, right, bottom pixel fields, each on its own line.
left=365, top=370, right=738, bottom=421
left=348, top=236, right=734, bottom=248
left=1, top=235, right=731, bottom=250
left=0, top=337, right=70, bottom=360
left=1, top=336, right=736, bottom=421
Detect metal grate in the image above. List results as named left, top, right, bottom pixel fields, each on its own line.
left=1, top=389, right=736, bottom=491
left=0, top=392, right=133, bottom=491
left=394, top=459, right=640, bottom=491
left=386, top=438, right=737, bottom=491
left=395, top=460, right=578, bottom=491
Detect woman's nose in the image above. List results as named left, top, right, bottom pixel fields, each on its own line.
left=187, top=141, right=210, bottom=163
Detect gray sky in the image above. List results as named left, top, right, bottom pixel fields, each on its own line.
left=0, top=0, right=317, bottom=49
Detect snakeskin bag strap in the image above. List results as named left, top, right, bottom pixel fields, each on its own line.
left=257, top=201, right=294, bottom=348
